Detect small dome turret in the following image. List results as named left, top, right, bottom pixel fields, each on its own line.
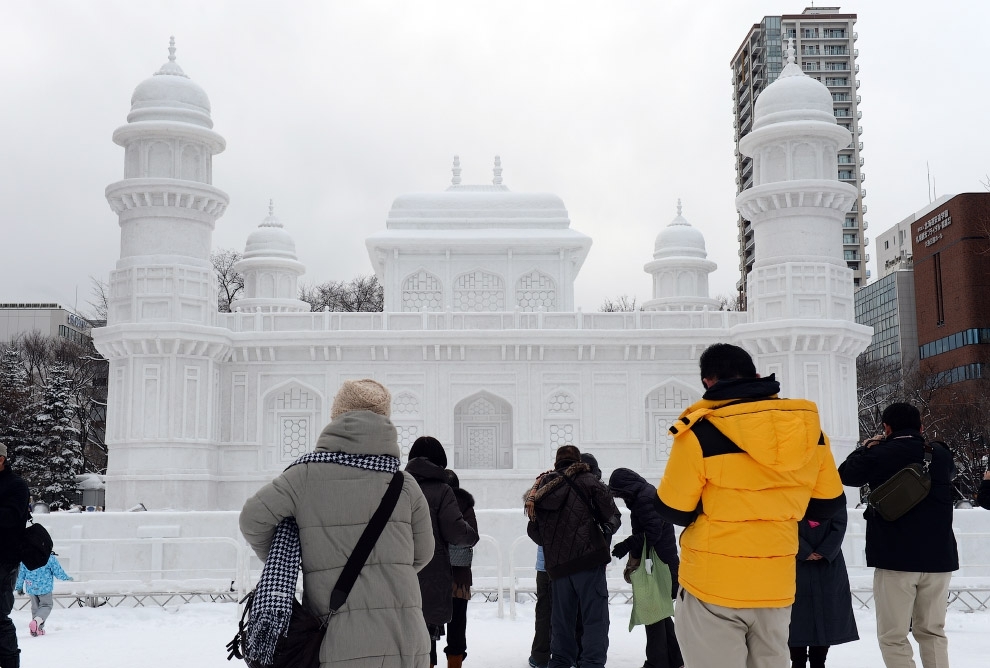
left=128, top=37, right=213, bottom=128
left=233, top=201, right=309, bottom=313
left=243, top=204, right=299, bottom=260
left=653, top=200, right=707, bottom=259
left=753, top=39, right=835, bottom=130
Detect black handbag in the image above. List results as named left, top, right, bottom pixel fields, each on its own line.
left=868, top=442, right=934, bottom=522
left=228, top=470, right=405, bottom=668
left=20, top=519, right=54, bottom=570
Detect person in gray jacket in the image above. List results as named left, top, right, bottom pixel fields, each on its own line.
left=240, top=379, right=435, bottom=668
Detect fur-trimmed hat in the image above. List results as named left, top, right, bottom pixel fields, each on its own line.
left=409, top=436, right=448, bottom=468
left=555, top=445, right=581, bottom=467
left=330, top=379, right=391, bottom=419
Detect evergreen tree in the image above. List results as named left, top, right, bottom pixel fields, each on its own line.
left=0, top=346, right=33, bottom=466
left=33, top=362, right=82, bottom=507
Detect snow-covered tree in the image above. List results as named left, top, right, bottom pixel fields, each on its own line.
left=0, top=346, right=33, bottom=464
left=32, top=362, right=83, bottom=507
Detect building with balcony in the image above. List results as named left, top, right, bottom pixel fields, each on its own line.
left=731, top=7, right=865, bottom=304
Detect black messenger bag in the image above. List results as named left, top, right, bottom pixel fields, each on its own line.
left=868, top=442, right=934, bottom=522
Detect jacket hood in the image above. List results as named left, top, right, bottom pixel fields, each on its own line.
left=314, top=410, right=399, bottom=458
left=453, top=487, right=475, bottom=509
left=405, top=456, right=447, bottom=481
left=608, top=467, right=654, bottom=502
left=679, top=391, right=825, bottom=472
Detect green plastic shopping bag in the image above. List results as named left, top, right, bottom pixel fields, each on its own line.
left=628, top=539, right=674, bottom=630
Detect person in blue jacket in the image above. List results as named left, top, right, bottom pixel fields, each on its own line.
left=15, top=553, right=72, bottom=637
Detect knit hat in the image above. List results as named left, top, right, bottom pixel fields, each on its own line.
left=408, top=436, right=448, bottom=468
left=330, top=379, right=391, bottom=419
left=555, top=445, right=581, bottom=467
left=0, top=443, right=6, bottom=459
left=580, top=452, right=602, bottom=479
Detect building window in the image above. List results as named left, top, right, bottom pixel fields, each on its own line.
left=933, top=252, right=945, bottom=326
left=843, top=234, right=858, bottom=245
left=839, top=170, right=854, bottom=180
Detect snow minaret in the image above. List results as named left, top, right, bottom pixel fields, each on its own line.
left=93, top=39, right=231, bottom=509
left=734, top=39, right=871, bottom=459
left=642, top=200, right=719, bottom=311
left=233, top=201, right=310, bottom=312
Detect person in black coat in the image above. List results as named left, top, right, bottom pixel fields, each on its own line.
left=838, top=403, right=958, bottom=668
left=0, top=444, right=30, bottom=668
left=443, top=469, right=478, bottom=668
left=527, top=445, right=621, bottom=668
left=406, top=437, right=479, bottom=668
left=787, top=508, right=858, bottom=668
left=977, top=470, right=990, bottom=510
left=608, top=468, right=683, bottom=668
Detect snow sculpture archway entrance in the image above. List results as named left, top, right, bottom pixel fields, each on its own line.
left=453, top=392, right=513, bottom=469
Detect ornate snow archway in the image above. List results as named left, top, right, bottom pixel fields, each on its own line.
left=262, top=381, right=324, bottom=467
left=453, top=392, right=513, bottom=469
left=644, top=380, right=698, bottom=467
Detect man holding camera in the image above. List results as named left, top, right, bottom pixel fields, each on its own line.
left=838, top=402, right=958, bottom=668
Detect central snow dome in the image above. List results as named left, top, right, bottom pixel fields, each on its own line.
left=367, top=156, right=592, bottom=312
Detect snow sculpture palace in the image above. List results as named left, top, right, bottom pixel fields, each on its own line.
left=93, top=40, right=871, bottom=511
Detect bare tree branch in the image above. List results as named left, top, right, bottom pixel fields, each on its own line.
left=212, top=248, right=244, bottom=313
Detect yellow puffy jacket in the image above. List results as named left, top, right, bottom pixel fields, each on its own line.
left=656, top=392, right=844, bottom=609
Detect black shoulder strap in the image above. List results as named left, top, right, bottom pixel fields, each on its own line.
left=328, top=470, right=405, bottom=615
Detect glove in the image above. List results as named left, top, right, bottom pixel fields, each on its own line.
left=611, top=536, right=632, bottom=559
left=623, top=556, right=641, bottom=584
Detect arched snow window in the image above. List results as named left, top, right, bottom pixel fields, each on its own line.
left=453, top=392, right=512, bottom=468
left=453, top=271, right=504, bottom=311
left=515, top=270, right=557, bottom=311
left=401, top=270, right=443, bottom=312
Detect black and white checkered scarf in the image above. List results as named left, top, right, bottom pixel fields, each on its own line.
left=246, top=451, right=401, bottom=666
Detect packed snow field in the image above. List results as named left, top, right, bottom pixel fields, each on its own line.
left=10, top=599, right=987, bottom=667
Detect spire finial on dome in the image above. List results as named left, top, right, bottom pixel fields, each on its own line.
left=677, top=198, right=682, bottom=217
left=785, top=38, right=796, bottom=66
left=451, top=155, right=462, bottom=186
left=493, top=155, right=503, bottom=186
left=154, top=36, right=188, bottom=78
left=260, top=199, right=282, bottom=228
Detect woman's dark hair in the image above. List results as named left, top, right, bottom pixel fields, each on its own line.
left=699, top=343, right=757, bottom=381
left=881, top=402, right=922, bottom=432
left=409, top=435, right=448, bottom=468
left=443, top=469, right=460, bottom=489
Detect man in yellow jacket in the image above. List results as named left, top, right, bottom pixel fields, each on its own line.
left=655, top=343, right=845, bottom=668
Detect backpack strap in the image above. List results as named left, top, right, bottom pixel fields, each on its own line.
left=560, top=473, right=608, bottom=535
left=327, top=470, right=405, bottom=617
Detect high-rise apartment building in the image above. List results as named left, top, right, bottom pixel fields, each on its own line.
left=731, top=7, right=866, bottom=303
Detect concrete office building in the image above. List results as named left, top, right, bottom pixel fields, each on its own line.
left=854, top=270, right=918, bottom=376
left=0, top=303, right=93, bottom=346
left=731, top=7, right=866, bottom=304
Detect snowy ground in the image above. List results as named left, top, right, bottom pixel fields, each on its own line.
left=9, top=600, right=988, bottom=667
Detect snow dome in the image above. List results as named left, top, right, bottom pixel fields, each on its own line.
left=243, top=204, right=299, bottom=260
left=653, top=201, right=707, bottom=258
left=753, top=40, right=835, bottom=130
left=127, top=37, right=213, bottom=128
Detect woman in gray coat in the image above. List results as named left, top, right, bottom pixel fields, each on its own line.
left=240, top=379, right=435, bottom=668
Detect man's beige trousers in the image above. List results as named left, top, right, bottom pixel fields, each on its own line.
left=874, top=569, right=951, bottom=668
left=674, top=589, right=791, bottom=668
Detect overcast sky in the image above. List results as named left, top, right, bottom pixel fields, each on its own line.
left=2, top=1, right=987, bottom=315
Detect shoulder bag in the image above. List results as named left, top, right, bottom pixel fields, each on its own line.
left=628, top=540, right=674, bottom=630
left=227, top=470, right=405, bottom=668
left=868, top=442, right=934, bottom=522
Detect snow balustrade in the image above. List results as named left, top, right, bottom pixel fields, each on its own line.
left=15, top=509, right=990, bottom=614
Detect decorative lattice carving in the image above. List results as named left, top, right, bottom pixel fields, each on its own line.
left=467, top=426, right=496, bottom=468
left=275, top=387, right=317, bottom=411
left=454, top=271, right=504, bottom=311
left=467, top=397, right=497, bottom=416
left=280, top=417, right=310, bottom=459
left=548, top=391, right=575, bottom=414
left=549, top=423, right=574, bottom=448
left=393, top=392, right=420, bottom=415
left=401, top=270, right=443, bottom=311
left=395, top=424, right=420, bottom=457
left=516, top=271, right=557, bottom=311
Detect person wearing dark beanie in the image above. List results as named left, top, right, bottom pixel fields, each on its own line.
left=405, top=437, right=477, bottom=668
left=555, top=445, right=581, bottom=467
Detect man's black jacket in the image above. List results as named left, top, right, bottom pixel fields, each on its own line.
left=0, top=463, right=29, bottom=565
left=527, top=461, right=621, bottom=580
left=838, top=429, right=958, bottom=572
